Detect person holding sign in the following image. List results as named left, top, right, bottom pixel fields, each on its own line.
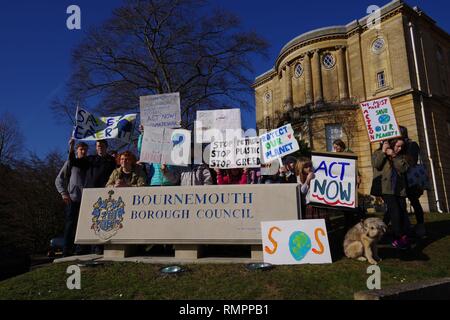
left=371, top=138, right=410, bottom=250
left=55, top=141, right=88, bottom=257
left=69, top=139, right=117, bottom=189
left=278, top=156, right=298, bottom=184
left=400, top=126, right=426, bottom=238
left=332, top=139, right=364, bottom=227
left=162, top=143, right=213, bottom=186
left=137, top=126, right=177, bottom=186
left=106, top=151, right=147, bottom=188
left=68, top=138, right=117, bottom=255
left=295, top=158, right=315, bottom=216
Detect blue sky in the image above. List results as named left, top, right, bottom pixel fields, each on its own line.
left=1, top=0, right=448, bottom=158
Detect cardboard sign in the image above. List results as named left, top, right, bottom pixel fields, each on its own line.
left=260, top=124, right=299, bottom=163
left=140, top=126, right=191, bottom=166
left=260, top=161, right=280, bottom=176
left=209, top=137, right=260, bottom=169
left=195, top=109, right=242, bottom=143
left=140, top=93, right=181, bottom=128
left=309, top=152, right=357, bottom=209
left=261, top=220, right=332, bottom=265
left=161, top=129, right=191, bottom=166
left=73, top=108, right=136, bottom=142
left=360, top=97, right=401, bottom=143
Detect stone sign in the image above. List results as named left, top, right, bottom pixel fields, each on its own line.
left=75, top=184, right=301, bottom=245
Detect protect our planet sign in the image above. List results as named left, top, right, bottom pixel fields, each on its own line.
left=360, top=97, right=401, bottom=143
left=260, top=124, right=299, bottom=163
left=309, top=152, right=357, bottom=209
left=261, top=220, right=332, bottom=265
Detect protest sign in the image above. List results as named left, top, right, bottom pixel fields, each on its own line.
left=73, top=108, right=137, bottom=142
left=209, top=137, right=260, bottom=169
left=260, top=124, right=299, bottom=164
left=140, top=126, right=191, bottom=166
left=360, top=97, right=401, bottom=143
left=140, top=93, right=181, bottom=128
left=139, top=127, right=165, bottom=164
left=161, top=128, right=191, bottom=166
left=261, top=220, right=332, bottom=265
left=195, top=109, right=242, bottom=143
left=308, top=152, right=357, bottom=209
left=260, top=161, right=280, bottom=176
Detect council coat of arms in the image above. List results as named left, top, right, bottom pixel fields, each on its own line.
left=91, top=190, right=125, bottom=240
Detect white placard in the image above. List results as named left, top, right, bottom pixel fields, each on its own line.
left=261, top=220, right=332, bottom=265
left=195, top=109, right=242, bottom=143
left=209, top=137, right=260, bottom=169
left=161, top=129, right=191, bottom=166
left=140, top=126, right=190, bottom=166
left=309, top=153, right=357, bottom=209
left=260, top=124, right=299, bottom=163
left=140, top=93, right=181, bottom=128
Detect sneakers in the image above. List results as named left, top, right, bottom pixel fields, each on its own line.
left=392, top=235, right=411, bottom=250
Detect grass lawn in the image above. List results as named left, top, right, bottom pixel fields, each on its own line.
left=1, top=213, right=449, bottom=300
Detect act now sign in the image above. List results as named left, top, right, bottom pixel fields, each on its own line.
left=309, top=152, right=357, bottom=209
left=261, top=220, right=332, bottom=265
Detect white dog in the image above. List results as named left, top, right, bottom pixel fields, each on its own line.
left=343, top=218, right=387, bottom=265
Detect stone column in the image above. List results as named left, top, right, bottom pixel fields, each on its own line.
left=311, top=49, right=323, bottom=104
left=304, top=52, right=313, bottom=104
left=264, top=107, right=269, bottom=129
left=284, top=64, right=293, bottom=110
left=337, top=46, right=349, bottom=100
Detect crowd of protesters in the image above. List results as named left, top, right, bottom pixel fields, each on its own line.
left=55, top=124, right=427, bottom=256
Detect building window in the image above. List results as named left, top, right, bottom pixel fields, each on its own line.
left=372, top=37, right=385, bottom=54
left=322, top=53, right=336, bottom=69
left=294, top=63, right=304, bottom=78
left=325, top=124, right=343, bottom=152
left=377, top=71, right=386, bottom=88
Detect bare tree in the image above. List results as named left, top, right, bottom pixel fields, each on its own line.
left=53, top=0, right=268, bottom=128
left=0, top=150, right=65, bottom=255
left=0, top=112, right=24, bottom=165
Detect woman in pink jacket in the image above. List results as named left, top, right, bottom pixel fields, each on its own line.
left=215, top=168, right=248, bottom=185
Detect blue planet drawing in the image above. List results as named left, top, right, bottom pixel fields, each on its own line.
left=172, top=134, right=185, bottom=147
left=375, top=126, right=382, bottom=132
left=289, top=231, right=312, bottom=261
left=378, top=114, right=391, bottom=124
left=117, top=119, right=132, bottom=133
